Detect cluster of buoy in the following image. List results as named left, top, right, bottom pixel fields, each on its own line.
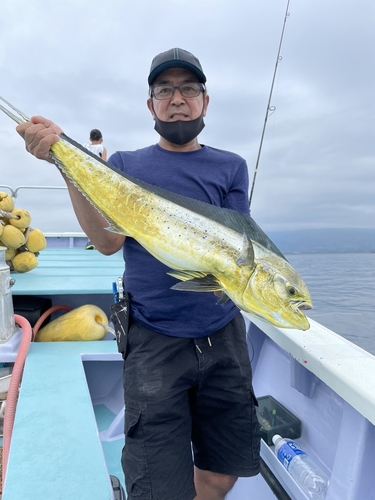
left=0, top=191, right=47, bottom=273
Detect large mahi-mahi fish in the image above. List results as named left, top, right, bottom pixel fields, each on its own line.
left=0, top=96, right=312, bottom=330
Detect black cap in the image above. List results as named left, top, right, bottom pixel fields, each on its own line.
left=148, top=48, right=206, bottom=85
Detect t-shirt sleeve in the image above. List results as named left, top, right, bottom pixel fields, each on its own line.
left=107, top=152, right=124, bottom=171
left=223, top=159, right=250, bottom=215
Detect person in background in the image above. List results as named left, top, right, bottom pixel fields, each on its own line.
left=84, top=130, right=107, bottom=249
left=83, top=129, right=107, bottom=249
left=15, top=47, right=261, bottom=500
left=84, top=128, right=107, bottom=161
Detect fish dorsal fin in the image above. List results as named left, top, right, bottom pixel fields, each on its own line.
left=236, top=234, right=255, bottom=267
left=60, top=133, right=286, bottom=260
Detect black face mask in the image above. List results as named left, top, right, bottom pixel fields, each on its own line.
left=153, top=112, right=205, bottom=145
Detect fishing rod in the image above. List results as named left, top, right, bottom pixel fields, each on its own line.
left=249, top=0, right=291, bottom=207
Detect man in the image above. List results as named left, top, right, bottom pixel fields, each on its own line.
left=17, top=48, right=261, bottom=500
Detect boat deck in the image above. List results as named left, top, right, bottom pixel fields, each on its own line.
left=3, top=340, right=123, bottom=500
left=3, top=247, right=126, bottom=499
left=11, top=247, right=124, bottom=296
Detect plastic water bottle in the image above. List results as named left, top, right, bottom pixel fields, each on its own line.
left=272, top=434, right=329, bottom=499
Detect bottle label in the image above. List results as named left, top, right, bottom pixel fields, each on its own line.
left=277, top=441, right=306, bottom=470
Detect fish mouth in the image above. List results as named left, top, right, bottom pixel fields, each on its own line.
left=287, top=301, right=312, bottom=330
left=291, top=300, right=312, bottom=312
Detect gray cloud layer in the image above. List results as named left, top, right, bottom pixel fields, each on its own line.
left=1, top=0, right=374, bottom=233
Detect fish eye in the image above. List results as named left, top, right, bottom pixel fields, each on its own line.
left=288, top=286, right=296, bottom=295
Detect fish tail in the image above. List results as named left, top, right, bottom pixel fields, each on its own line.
left=0, top=96, right=30, bottom=124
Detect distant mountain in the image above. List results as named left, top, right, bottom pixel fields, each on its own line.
left=267, top=228, right=375, bottom=254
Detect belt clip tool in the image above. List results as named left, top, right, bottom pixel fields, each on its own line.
left=110, top=277, right=129, bottom=357
left=113, top=277, right=124, bottom=304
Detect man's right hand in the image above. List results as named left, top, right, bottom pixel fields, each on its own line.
left=16, top=116, right=63, bottom=163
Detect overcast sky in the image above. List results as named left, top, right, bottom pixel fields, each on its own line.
left=1, top=0, right=374, bottom=234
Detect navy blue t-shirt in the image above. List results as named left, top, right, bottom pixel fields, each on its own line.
left=108, top=144, right=250, bottom=338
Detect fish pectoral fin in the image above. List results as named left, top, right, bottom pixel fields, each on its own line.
left=105, top=224, right=132, bottom=236
left=167, top=270, right=208, bottom=282
left=169, top=271, right=223, bottom=293
left=236, top=234, right=255, bottom=267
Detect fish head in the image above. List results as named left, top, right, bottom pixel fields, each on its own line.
left=241, top=257, right=312, bottom=331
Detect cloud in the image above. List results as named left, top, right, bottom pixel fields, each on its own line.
left=1, top=0, right=374, bottom=233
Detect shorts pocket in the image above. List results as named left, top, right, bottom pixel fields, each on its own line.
left=125, top=406, right=142, bottom=437
left=123, top=407, right=152, bottom=498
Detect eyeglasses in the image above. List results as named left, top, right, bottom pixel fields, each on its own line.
left=151, top=83, right=204, bottom=100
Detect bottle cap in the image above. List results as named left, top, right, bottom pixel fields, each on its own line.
left=272, top=434, right=282, bottom=445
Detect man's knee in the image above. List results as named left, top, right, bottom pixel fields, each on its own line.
left=195, top=467, right=238, bottom=496
left=212, top=473, right=238, bottom=494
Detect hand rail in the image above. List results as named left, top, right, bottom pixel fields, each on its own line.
left=0, top=185, right=68, bottom=198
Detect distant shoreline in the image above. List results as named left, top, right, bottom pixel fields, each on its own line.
left=269, top=228, right=375, bottom=254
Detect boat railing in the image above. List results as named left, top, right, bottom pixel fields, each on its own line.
left=0, top=184, right=68, bottom=198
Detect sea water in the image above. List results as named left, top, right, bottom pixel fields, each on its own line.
left=286, top=253, right=375, bottom=355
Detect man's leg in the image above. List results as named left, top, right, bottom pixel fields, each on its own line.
left=194, top=467, right=237, bottom=500
left=191, top=314, right=260, bottom=499
left=122, top=322, right=197, bottom=500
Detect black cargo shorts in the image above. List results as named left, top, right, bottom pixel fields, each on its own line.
left=122, top=313, right=261, bottom=500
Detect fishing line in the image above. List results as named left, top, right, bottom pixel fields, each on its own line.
left=249, top=0, right=291, bottom=207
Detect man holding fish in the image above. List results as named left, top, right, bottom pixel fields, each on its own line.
left=16, top=48, right=263, bottom=500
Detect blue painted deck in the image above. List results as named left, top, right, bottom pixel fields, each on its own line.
left=3, top=341, right=124, bottom=500
left=3, top=246, right=126, bottom=499
left=11, top=248, right=124, bottom=296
